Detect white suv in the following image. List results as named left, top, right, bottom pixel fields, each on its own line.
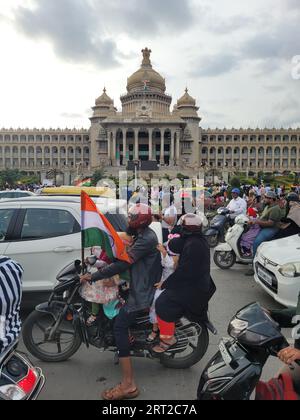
left=0, top=196, right=162, bottom=293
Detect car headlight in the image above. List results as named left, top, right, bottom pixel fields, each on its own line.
left=279, top=263, right=300, bottom=278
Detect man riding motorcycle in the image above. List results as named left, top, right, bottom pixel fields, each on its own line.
left=80, top=204, right=161, bottom=401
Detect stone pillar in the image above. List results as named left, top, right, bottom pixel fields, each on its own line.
left=239, top=147, right=242, bottom=170
left=81, top=146, right=84, bottom=171
left=134, top=129, right=139, bottom=160
left=160, top=129, right=165, bottom=165
left=18, top=147, right=21, bottom=170
left=176, top=130, right=180, bottom=164
left=26, top=146, right=29, bottom=168
left=264, top=147, right=267, bottom=172
left=73, top=148, right=76, bottom=170
left=107, top=131, right=111, bottom=162
left=148, top=128, right=153, bottom=161
left=170, top=130, right=175, bottom=165
left=255, top=147, right=259, bottom=172
left=122, top=129, right=127, bottom=166
left=112, top=130, right=117, bottom=166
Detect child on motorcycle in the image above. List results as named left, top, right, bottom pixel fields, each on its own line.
left=80, top=232, right=133, bottom=326
left=147, top=235, right=183, bottom=342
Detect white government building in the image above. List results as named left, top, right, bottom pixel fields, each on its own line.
left=1, top=48, right=300, bottom=184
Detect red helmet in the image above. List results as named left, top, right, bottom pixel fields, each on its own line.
left=128, top=204, right=153, bottom=230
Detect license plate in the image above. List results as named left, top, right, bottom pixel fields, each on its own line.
left=219, top=341, right=233, bottom=365
left=258, top=267, right=273, bottom=286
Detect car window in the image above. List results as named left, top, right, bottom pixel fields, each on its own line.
left=16, top=192, right=31, bottom=198
left=0, top=192, right=13, bottom=199
left=21, top=209, right=81, bottom=240
left=0, top=209, right=15, bottom=241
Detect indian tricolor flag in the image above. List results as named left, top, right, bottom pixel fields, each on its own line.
left=81, top=191, right=131, bottom=263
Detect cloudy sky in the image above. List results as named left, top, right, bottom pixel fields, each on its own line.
left=0, top=0, right=299, bottom=129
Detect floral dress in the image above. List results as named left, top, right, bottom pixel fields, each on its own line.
left=79, top=262, right=120, bottom=305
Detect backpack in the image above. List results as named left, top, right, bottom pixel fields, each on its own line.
left=255, top=373, right=299, bottom=401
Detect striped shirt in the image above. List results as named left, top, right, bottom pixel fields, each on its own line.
left=0, top=256, right=23, bottom=355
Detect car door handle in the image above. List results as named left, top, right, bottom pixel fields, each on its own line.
left=53, top=247, right=75, bottom=253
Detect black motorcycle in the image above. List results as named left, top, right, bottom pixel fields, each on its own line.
left=0, top=342, right=45, bottom=400
left=22, top=261, right=217, bottom=370
left=197, top=302, right=300, bottom=400
left=204, top=208, right=231, bottom=248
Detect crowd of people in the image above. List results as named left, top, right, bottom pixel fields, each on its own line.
left=224, top=186, right=300, bottom=275
left=1, top=179, right=300, bottom=400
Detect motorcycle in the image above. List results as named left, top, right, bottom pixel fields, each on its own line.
left=213, top=214, right=252, bottom=269
left=197, top=302, right=300, bottom=400
left=22, top=260, right=217, bottom=370
left=0, top=341, right=45, bottom=400
left=204, top=208, right=232, bottom=248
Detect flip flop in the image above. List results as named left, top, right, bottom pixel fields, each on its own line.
left=102, top=384, right=140, bottom=401
left=152, top=338, right=178, bottom=354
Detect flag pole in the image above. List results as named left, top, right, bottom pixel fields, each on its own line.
left=80, top=191, right=86, bottom=273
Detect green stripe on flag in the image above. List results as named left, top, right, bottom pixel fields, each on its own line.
left=82, top=227, right=131, bottom=283
left=82, top=228, right=114, bottom=261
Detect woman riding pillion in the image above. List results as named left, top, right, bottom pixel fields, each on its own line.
left=80, top=203, right=161, bottom=401
left=153, top=213, right=216, bottom=354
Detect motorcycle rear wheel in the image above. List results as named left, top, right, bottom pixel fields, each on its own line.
left=214, top=251, right=236, bottom=269
left=160, top=321, right=209, bottom=369
left=22, top=310, right=82, bottom=363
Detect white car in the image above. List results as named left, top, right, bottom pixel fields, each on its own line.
left=0, top=196, right=162, bottom=293
left=254, top=234, right=300, bottom=308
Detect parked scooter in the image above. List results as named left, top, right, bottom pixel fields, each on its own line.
left=197, top=302, right=300, bottom=400
left=213, top=214, right=252, bottom=269
left=0, top=342, right=45, bottom=400
left=204, top=207, right=232, bottom=248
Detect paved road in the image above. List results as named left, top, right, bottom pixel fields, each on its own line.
left=19, top=260, right=291, bottom=400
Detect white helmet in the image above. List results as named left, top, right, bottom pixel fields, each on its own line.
left=178, top=212, right=208, bottom=232
left=235, top=214, right=249, bottom=225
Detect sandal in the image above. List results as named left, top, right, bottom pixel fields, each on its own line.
left=152, top=338, right=178, bottom=354
left=146, top=329, right=159, bottom=343
left=102, top=384, right=140, bottom=401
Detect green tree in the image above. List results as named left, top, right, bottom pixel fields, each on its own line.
left=176, top=173, right=189, bottom=182
left=91, top=169, right=106, bottom=186
left=230, top=177, right=241, bottom=189
left=0, top=169, right=22, bottom=188
left=19, top=174, right=40, bottom=185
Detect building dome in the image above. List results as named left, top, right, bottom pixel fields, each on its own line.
left=95, top=88, right=114, bottom=106
left=127, top=48, right=166, bottom=93
left=177, top=88, right=196, bottom=107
